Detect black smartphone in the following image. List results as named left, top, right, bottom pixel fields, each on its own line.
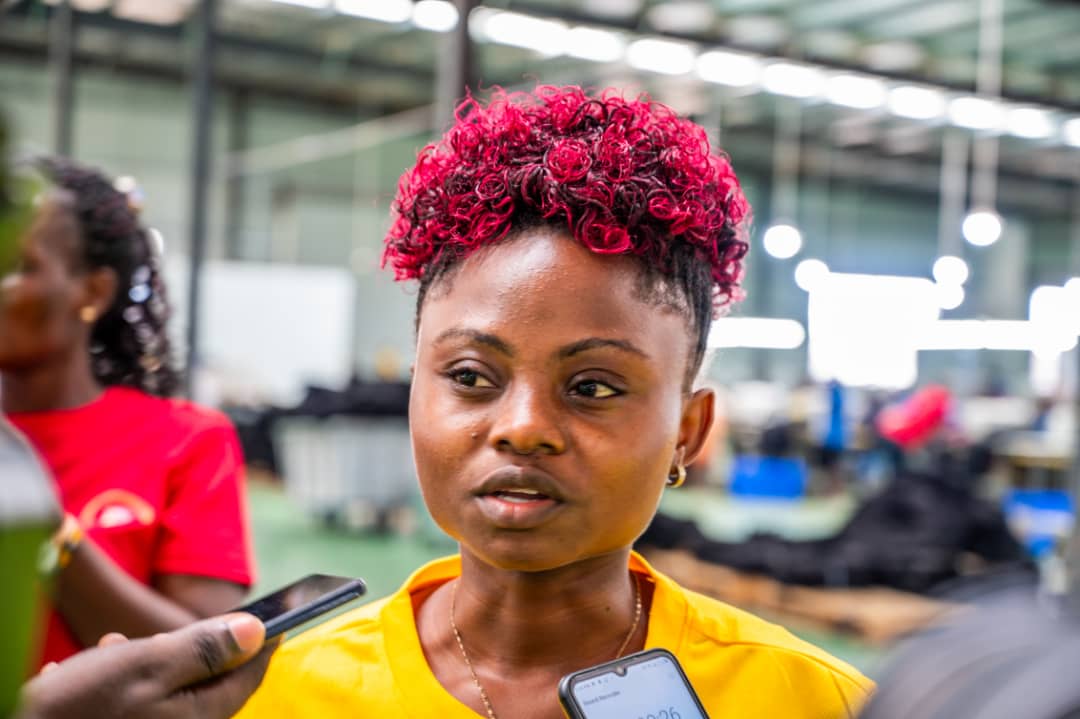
left=233, top=574, right=366, bottom=639
left=558, top=648, right=710, bottom=719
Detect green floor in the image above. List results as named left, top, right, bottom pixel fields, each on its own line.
left=247, top=482, right=887, bottom=676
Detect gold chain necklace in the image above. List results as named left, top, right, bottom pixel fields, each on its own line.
left=449, top=573, right=643, bottom=719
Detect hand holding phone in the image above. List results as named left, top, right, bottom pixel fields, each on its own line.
left=233, top=574, right=366, bottom=639
left=558, top=648, right=710, bottom=719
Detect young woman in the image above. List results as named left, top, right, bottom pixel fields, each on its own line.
left=236, top=86, right=872, bottom=718
left=0, top=158, right=255, bottom=666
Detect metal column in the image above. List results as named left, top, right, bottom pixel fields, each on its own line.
left=48, top=0, right=75, bottom=156
left=434, top=0, right=478, bottom=132
left=224, top=90, right=249, bottom=260
left=184, top=0, right=217, bottom=396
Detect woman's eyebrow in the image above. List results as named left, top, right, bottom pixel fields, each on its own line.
left=558, top=338, right=649, bottom=360
left=433, top=327, right=515, bottom=357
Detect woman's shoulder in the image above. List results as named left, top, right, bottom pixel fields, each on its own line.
left=275, top=596, right=390, bottom=660
left=104, top=386, right=236, bottom=436
left=234, top=597, right=399, bottom=717
left=676, top=585, right=874, bottom=697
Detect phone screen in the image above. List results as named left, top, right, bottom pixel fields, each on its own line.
left=565, top=650, right=708, bottom=719
left=235, top=574, right=366, bottom=639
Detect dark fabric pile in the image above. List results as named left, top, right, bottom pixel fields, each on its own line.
left=227, top=377, right=410, bottom=476
left=637, top=470, right=1032, bottom=594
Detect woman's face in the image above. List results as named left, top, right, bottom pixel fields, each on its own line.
left=0, top=195, right=88, bottom=372
left=410, top=228, right=713, bottom=572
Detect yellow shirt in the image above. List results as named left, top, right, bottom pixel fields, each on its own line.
left=235, top=553, right=873, bottom=718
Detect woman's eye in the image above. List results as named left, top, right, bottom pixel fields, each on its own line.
left=450, top=368, right=495, bottom=389
left=572, top=380, right=619, bottom=399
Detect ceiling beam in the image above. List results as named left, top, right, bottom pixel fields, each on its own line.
left=788, top=0, right=922, bottom=31
left=864, top=0, right=1034, bottom=39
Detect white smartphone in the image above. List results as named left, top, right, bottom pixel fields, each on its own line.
left=558, top=648, right=710, bottom=719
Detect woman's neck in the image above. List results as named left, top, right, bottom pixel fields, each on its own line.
left=448, top=548, right=644, bottom=671
left=1, top=353, right=103, bottom=413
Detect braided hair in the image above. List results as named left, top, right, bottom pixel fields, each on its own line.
left=36, top=157, right=180, bottom=397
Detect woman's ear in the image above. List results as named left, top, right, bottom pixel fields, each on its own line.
left=80, top=266, right=118, bottom=319
left=677, top=387, right=715, bottom=467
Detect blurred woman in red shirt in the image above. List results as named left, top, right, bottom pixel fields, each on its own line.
left=0, top=158, right=255, bottom=666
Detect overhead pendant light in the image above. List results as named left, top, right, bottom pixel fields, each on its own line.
left=763, top=223, right=803, bottom=259
left=932, top=255, right=970, bottom=285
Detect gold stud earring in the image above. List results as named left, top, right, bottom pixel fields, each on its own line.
left=79, top=306, right=98, bottom=324
left=666, top=464, right=687, bottom=488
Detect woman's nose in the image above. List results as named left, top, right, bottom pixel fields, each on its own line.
left=489, top=383, right=566, bottom=456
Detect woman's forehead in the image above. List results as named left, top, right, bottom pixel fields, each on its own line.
left=23, top=195, right=79, bottom=256
left=417, top=230, right=692, bottom=357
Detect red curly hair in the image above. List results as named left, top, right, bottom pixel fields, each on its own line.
left=383, top=86, right=750, bottom=377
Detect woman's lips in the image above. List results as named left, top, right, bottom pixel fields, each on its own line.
left=475, top=491, right=562, bottom=528
left=472, top=466, right=567, bottom=528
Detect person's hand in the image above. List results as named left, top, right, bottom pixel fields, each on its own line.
left=17, top=613, right=278, bottom=719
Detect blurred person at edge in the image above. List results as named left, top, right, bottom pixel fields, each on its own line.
left=234, top=85, right=873, bottom=719
left=0, top=111, right=57, bottom=717
left=0, top=119, right=276, bottom=719
left=0, top=155, right=256, bottom=668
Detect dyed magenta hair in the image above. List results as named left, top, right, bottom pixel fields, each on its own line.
left=383, top=85, right=750, bottom=311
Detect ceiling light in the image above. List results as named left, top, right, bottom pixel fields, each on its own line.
left=762, top=223, right=802, bottom=259
left=962, top=209, right=1003, bottom=247
left=334, top=0, right=410, bottom=23
left=948, top=96, right=1004, bottom=131
left=1064, top=118, right=1080, bottom=148
left=709, top=318, right=806, bottom=350
left=1030, top=285, right=1080, bottom=348
left=412, top=0, right=458, bottom=32
left=935, top=283, right=965, bottom=311
left=794, top=259, right=830, bottom=292
left=625, top=38, right=696, bottom=75
left=888, top=85, right=946, bottom=121
left=695, top=50, right=761, bottom=87
left=479, top=11, right=568, bottom=56
left=917, top=320, right=1040, bottom=351
left=113, top=0, right=191, bottom=24
left=826, top=74, right=887, bottom=110
left=761, top=62, right=824, bottom=99
left=932, top=255, right=969, bottom=286
left=1007, top=107, right=1054, bottom=140
left=565, top=26, right=625, bottom=63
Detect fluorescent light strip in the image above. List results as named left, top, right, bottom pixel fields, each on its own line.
left=696, top=50, right=761, bottom=87
left=412, top=0, right=459, bottom=32
left=260, top=2, right=1079, bottom=147
left=948, top=96, right=1004, bottom=131
left=917, top=320, right=1077, bottom=353
left=334, top=0, right=410, bottom=23
left=709, top=318, right=806, bottom=350
left=887, top=85, right=946, bottom=121
left=479, top=11, right=568, bottom=56
left=826, top=73, right=887, bottom=110
left=1007, top=107, right=1054, bottom=140
left=566, top=26, right=625, bottom=63
left=626, top=38, right=696, bottom=75
left=1065, top=118, right=1080, bottom=148
left=761, top=62, right=824, bottom=99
